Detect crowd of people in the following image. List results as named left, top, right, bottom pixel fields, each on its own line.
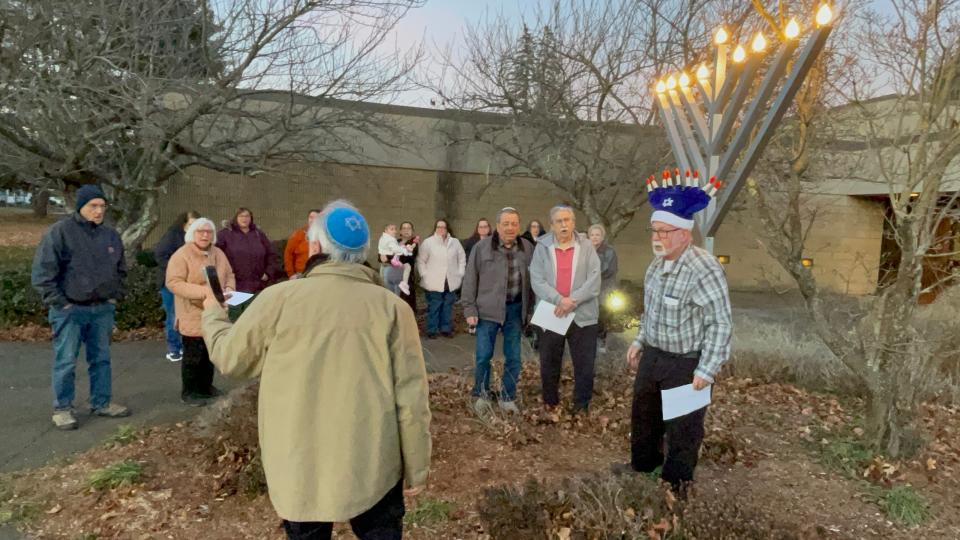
left=30, top=182, right=732, bottom=538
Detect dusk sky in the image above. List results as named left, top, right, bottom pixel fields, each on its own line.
left=388, top=1, right=897, bottom=106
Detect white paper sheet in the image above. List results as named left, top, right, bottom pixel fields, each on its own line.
left=530, top=300, right=575, bottom=335
left=225, top=291, right=254, bottom=307
left=661, top=384, right=711, bottom=421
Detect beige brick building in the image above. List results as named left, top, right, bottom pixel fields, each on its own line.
left=147, top=100, right=886, bottom=295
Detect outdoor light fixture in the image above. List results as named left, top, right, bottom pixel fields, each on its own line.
left=715, top=27, right=729, bottom=45
left=696, top=63, right=710, bottom=80
left=751, top=33, right=767, bottom=52
left=606, top=291, right=627, bottom=312
left=801, top=258, right=814, bottom=268
left=717, top=255, right=731, bottom=265
left=732, top=45, right=747, bottom=63
left=785, top=18, right=801, bottom=39
left=652, top=3, right=835, bottom=255
left=816, top=4, right=834, bottom=26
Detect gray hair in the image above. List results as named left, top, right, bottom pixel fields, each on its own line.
left=549, top=205, right=575, bottom=222
left=496, top=206, right=520, bottom=224
left=184, top=217, right=217, bottom=244
left=588, top=224, right=606, bottom=239
left=307, top=199, right=369, bottom=264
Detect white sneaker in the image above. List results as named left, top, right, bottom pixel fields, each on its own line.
left=166, top=351, right=182, bottom=362
left=398, top=281, right=411, bottom=296
left=52, top=409, right=78, bottom=430
left=499, top=400, right=520, bottom=414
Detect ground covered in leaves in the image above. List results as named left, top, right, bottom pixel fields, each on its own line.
left=2, top=357, right=959, bottom=539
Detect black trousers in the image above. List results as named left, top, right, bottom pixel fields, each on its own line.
left=283, top=481, right=405, bottom=540
left=181, top=336, right=215, bottom=398
left=630, top=345, right=706, bottom=489
left=539, top=323, right=599, bottom=408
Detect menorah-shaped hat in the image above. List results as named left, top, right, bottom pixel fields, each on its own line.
left=645, top=168, right=722, bottom=230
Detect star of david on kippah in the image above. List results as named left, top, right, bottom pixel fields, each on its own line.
left=345, top=216, right=362, bottom=231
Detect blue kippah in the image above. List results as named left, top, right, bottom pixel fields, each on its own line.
left=325, top=207, right=369, bottom=250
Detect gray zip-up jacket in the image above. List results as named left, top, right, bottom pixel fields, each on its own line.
left=530, top=232, right=602, bottom=327
left=460, top=233, right=534, bottom=325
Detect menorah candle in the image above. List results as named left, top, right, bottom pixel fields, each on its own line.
left=684, top=169, right=692, bottom=187
left=693, top=170, right=700, bottom=188
left=649, top=174, right=659, bottom=189
left=663, top=170, right=672, bottom=187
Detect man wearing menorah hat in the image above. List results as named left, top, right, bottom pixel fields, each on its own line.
left=612, top=169, right=733, bottom=496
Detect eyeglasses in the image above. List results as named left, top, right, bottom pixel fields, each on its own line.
left=195, top=229, right=214, bottom=235
left=646, top=226, right=681, bottom=239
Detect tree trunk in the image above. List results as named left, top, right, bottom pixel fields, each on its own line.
left=31, top=188, right=50, bottom=217
left=865, top=381, right=914, bottom=458
left=117, top=191, right=160, bottom=254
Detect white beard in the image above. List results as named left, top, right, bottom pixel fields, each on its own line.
left=652, top=240, right=666, bottom=257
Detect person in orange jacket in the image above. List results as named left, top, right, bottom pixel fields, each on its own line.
left=284, top=209, right=321, bottom=279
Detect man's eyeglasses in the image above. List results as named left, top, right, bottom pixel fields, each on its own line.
left=647, top=226, right=681, bottom=239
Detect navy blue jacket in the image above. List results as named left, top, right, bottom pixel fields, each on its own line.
left=31, top=213, right=127, bottom=308
left=153, top=225, right=185, bottom=288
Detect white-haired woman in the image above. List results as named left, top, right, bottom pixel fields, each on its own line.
left=166, top=218, right=236, bottom=405
left=588, top=224, right=619, bottom=352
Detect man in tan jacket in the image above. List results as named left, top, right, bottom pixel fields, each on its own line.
left=201, top=200, right=431, bottom=540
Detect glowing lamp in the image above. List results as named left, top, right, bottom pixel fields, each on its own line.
left=751, top=32, right=767, bottom=52
left=666, top=75, right=677, bottom=90
left=696, top=63, right=710, bottom=80
left=606, top=291, right=627, bottom=312
left=655, top=80, right=666, bottom=93
left=785, top=18, right=801, bottom=39
left=715, top=27, right=729, bottom=45
left=816, top=4, right=833, bottom=26
left=678, top=72, right=691, bottom=87
left=732, top=45, right=747, bottom=63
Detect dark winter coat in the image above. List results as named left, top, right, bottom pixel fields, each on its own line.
left=215, top=222, right=280, bottom=293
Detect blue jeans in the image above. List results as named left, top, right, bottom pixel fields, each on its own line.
left=473, top=300, right=523, bottom=401
left=48, top=303, right=116, bottom=410
left=160, top=286, right=182, bottom=355
left=425, top=289, right=456, bottom=334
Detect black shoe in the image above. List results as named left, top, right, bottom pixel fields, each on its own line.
left=571, top=402, right=590, bottom=416
left=426, top=333, right=438, bottom=339
left=181, top=393, right=212, bottom=407
left=204, top=386, right=223, bottom=398
left=441, top=331, right=454, bottom=338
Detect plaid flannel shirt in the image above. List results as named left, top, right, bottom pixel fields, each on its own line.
left=502, top=241, right=522, bottom=302
left=632, top=245, right=733, bottom=383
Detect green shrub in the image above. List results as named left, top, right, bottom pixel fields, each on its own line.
left=0, top=260, right=163, bottom=330
left=114, top=263, right=163, bottom=330
left=0, top=266, right=45, bottom=327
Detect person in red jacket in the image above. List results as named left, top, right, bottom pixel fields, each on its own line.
left=284, top=209, right=321, bottom=279
left=216, top=207, right=280, bottom=293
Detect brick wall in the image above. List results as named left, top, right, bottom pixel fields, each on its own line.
left=149, top=162, right=884, bottom=295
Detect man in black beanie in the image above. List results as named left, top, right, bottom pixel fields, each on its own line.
left=32, top=184, right=130, bottom=430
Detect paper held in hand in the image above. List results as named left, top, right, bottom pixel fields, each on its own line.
left=661, top=384, right=711, bottom=421
left=530, top=300, right=575, bottom=335
left=225, top=292, right=254, bottom=307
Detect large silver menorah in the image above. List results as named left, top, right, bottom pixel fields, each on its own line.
left=654, top=4, right=835, bottom=251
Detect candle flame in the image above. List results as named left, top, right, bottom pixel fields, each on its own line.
left=816, top=4, right=833, bottom=26
left=785, top=18, right=801, bottom=39
left=666, top=75, right=677, bottom=90
left=751, top=32, right=767, bottom=52
left=696, top=63, right=710, bottom=80
left=678, top=72, right=691, bottom=87
left=714, top=27, right=729, bottom=45
left=732, top=45, right=747, bottom=63
left=655, top=80, right=666, bottom=93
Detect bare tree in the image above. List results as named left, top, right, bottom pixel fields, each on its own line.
left=747, top=0, right=960, bottom=457
left=0, top=0, right=422, bottom=250
left=429, top=0, right=748, bottom=238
